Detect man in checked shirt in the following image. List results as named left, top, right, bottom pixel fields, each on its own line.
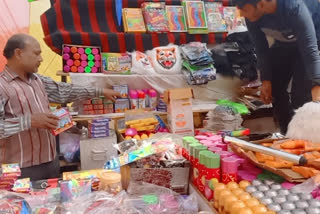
left=0, top=34, right=120, bottom=180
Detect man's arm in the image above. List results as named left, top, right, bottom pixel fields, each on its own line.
left=289, top=1, right=320, bottom=87
left=246, top=20, right=272, bottom=82
left=38, top=75, right=103, bottom=104
left=0, top=96, right=31, bottom=139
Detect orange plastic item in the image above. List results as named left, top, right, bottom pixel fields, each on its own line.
left=71, top=46, right=78, bottom=53
left=282, top=149, right=304, bottom=155
left=312, top=151, right=320, bottom=158
left=255, top=152, right=275, bottom=163
left=74, top=60, right=81, bottom=66
left=292, top=166, right=320, bottom=178
left=305, top=142, right=320, bottom=152
left=71, top=66, right=78, bottom=72
left=304, top=152, right=316, bottom=160
left=280, top=140, right=305, bottom=149
left=265, top=159, right=294, bottom=169
left=73, top=53, right=80, bottom=59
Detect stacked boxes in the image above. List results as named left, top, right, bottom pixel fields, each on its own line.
left=88, top=117, right=110, bottom=138
left=83, top=96, right=114, bottom=115
left=0, top=163, right=21, bottom=191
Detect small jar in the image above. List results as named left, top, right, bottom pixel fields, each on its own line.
left=98, top=171, right=122, bottom=194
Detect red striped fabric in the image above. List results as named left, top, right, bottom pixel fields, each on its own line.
left=100, top=33, right=110, bottom=52
left=88, top=0, right=101, bottom=32
left=55, top=0, right=71, bottom=44
left=180, top=33, right=187, bottom=44
left=118, top=33, right=127, bottom=52
left=208, top=33, right=216, bottom=44
left=151, top=33, right=160, bottom=48
left=135, top=33, right=144, bottom=52
left=71, top=0, right=83, bottom=32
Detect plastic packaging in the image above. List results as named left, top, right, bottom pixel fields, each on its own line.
left=126, top=182, right=199, bottom=214
left=62, top=190, right=126, bottom=214
left=291, top=174, right=320, bottom=194
left=129, top=90, right=139, bottom=110
left=216, top=99, right=249, bottom=115
left=59, top=132, right=81, bottom=163
left=0, top=191, right=32, bottom=214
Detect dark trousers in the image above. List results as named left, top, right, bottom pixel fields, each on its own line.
left=20, top=155, right=60, bottom=181
left=270, top=42, right=315, bottom=134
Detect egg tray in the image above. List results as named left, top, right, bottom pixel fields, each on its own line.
left=247, top=179, right=320, bottom=214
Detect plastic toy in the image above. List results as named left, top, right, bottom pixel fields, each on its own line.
left=62, top=44, right=101, bottom=73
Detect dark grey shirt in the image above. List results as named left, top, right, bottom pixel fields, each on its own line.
left=246, top=0, right=320, bottom=85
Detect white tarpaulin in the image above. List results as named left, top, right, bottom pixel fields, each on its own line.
left=70, top=73, right=242, bottom=101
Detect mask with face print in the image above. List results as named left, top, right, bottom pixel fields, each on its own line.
left=147, top=44, right=182, bottom=74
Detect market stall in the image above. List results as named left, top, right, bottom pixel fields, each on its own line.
left=4, top=0, right=320, bottom=213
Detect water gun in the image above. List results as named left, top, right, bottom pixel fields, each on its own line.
left=218, top=128, right=250, bottom=137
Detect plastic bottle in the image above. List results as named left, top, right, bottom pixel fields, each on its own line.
left=142, top=89, right=150, bottom=108
left=182, top=136, right=196, bottom=159
left=148, top=89, right=158, bottom=110
left=137, top=90, right=146, bottom=109
left=129, top=90, right=139, bottom=110
left=203, top=153, right=221, bottom=201
left=193, top=145, right=207, bottom=187
left=221, top=157, right=239, bottom=184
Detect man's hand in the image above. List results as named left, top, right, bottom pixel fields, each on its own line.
left=260, top=80, right=272, bottom=104
left=103, top=89, right=121, bottom=102
left=312, top=86, right=320, bottom=101
left=31, top=113, right=59, bottom=130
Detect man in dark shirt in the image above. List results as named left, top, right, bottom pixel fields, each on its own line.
left=235, top=0, right=320, bottom=134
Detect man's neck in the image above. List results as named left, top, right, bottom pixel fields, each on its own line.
left=6, top=63, right=29, bottom=82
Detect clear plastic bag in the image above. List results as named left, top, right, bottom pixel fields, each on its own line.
left=125, top=182, right=198, bottom=214
left=62, top=190, right=127, bottom=214
left=291, top=174, right=320, bottom=194
left=59, top=132, right=81, bottom=163
left=0, top=190, right=32, bottom=214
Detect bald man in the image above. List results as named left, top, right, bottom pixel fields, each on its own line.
left=0, top=34, right=120, bottom=180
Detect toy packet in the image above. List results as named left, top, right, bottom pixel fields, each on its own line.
left=51, top=108, right=73, bottom=136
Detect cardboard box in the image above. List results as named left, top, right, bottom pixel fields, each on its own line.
left=164, top=88, right=194, bottom=136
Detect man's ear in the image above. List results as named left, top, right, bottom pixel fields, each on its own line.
left=256, top=0, right=266, bottom=10
left=14, top=48, right=22, bottom=60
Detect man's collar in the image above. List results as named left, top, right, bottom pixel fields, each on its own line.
left=3, top=66, right=38, bottom=82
